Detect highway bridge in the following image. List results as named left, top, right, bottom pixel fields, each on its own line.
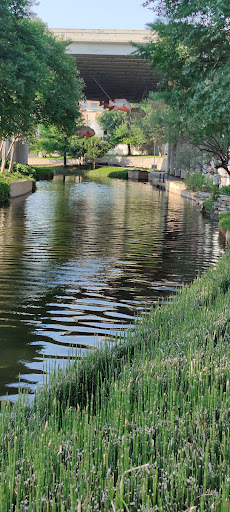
left=50, top=29, right=159, bottom=102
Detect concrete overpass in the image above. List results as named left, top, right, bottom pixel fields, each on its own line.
left=50, top=29, right=159, bottom=103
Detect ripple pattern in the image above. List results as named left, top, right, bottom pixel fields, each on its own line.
left=0, top=176, right=224, bottom=398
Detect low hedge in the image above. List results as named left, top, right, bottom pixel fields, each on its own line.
left=0, top=182, right=10, bottom=204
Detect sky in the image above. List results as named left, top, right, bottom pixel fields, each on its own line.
left=34, top=0, right=155, bottom=30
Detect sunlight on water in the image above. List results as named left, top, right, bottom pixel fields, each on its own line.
left=0, top=176, right=224, bottom=398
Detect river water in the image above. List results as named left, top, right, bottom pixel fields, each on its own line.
left=0, top=175, right=224, bottom=398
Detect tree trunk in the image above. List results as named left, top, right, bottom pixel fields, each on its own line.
left=158, top=144, right=163, bottom=157
left=127, top=144, right=131, bottom=156
left=93, top=159, right=96, bottom=169
left=64, top=150, right=67, bottom=167
left=1, top=140, right=7, bottom=173
left=8, top=140, right=16, bottom=173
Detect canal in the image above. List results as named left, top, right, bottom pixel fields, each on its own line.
left=0, top=175, right=224, bottom=398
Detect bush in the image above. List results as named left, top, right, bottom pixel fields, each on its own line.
left=219, top=213, right=230, bottom=231
left=185, top=172, right=220, bottom=197
left=220, top=185, right=230, bottom=196
left=0, top=182, right=10, bottom=205
left=12, top=162, right=36, bottom=178
left=185, top=172, right=206, bottom=191
left=203, top=198, right=214, bottom=213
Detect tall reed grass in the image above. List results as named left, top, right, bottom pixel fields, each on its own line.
left=1, top=254, right=230, bottom=511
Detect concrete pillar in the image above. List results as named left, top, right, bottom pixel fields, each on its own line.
left=15, top=140, right=29, bottom=165
left=169, top=144, right=176, bottom=176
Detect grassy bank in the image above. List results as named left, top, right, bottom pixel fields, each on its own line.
left=30, top=166, right=55, bottom=180
left=33, top=165, right=128, bottom=179
left=85, top=166, right=128, bottom=179
left=1, top=255, right=230, bottom=510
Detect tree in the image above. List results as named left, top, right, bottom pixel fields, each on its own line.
left=98, top=109, right=146, bottom=155
left=83, top=137, right=111, bottom=169
left=0, top=0, right=83, bottom=173
left=137, top=0, right=230, bottom=172
left=30, top=125, right=74, bottom=166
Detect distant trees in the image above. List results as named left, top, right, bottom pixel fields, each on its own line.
left=0, top=0, right=83, bottom=172
left=138, top=0, right=230, bottom=172
left=31, top=129, right=111, bottom=169
left=30, top=125, right=77, bottom=166
left=83, top=137, right=111, bottom=169
left=98, top=97, right=176, bottom=156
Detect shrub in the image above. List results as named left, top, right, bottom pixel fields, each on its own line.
left=185, top=171, right=218, bottom=193
left=203, top=198, right=214, bottom=213
left=220, top=185, right=230, bottom=196
left=0, top=182, right=10, bottom=205
left=185, top=172, right=206, bottom=191
left=219, top=213, right=230, bottom=231
left=12, top=162, right=36, bottom=178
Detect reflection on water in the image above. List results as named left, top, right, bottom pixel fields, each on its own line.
left=0, top=175, right=224, bottom=398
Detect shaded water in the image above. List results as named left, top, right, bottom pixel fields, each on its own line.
left=0, top=175, right=224, bottom=398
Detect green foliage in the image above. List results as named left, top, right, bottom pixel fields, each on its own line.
left=108, top=169, right=128, bottom=179
left=0, top=182, right=10, bottom=205
left=203, top=198, right=215, bottom=213
left=1, top=254, right=230, bottom=509
left=30, top=125, right=74, bottom=165
left=174, top=142, right=209, bottom=172
left=185, top=172, right=207, bottom=191
left=86, top=167, right=128, bottom=179
left=98, top=98, right=173, bottom=155
left=0, top=0, right=83, bottom=141
left=12, top=162, right=36, bottom=178
left=0, top=168, right=35, bottom=204
left=138, top=0, right=230, bottom=171
left=185, top=172, right=220, bottom=198
left=220, top=186, right=230, bottom=196
left=83, top=137, right=111, bottom=168
left=219, top=213, right=230, bottom=231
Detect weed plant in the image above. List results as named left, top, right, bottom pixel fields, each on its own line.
left=219, top=214, right=230, bottom=232
left=220, top=186, right=230, bottom=197
left=1, top=255, right=230, bottom=510
left=185, top=172, right=217, bottom=194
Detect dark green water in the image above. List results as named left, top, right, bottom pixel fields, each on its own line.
left=0, top=176, right=224, bottom=398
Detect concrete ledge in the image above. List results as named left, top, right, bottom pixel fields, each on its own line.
left=128, top=169, right=148, bottom=181
left=181, top=190, right=197, bottom=201
left=165, top=181, right=186, bottom=195
left=10, top=180, right=33, bottom=198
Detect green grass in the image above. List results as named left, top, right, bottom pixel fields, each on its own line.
left=1, top=253, right=230, bottom=510
left=32, top=166, right=56, bottom=179
left=85, top=166, right=128, bottom=179
left=219, top=213, right=230, bottom=231
left=220, top=186, right=230, bottom=196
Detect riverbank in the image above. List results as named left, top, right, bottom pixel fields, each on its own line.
left=1, top=252, right=230, bottom=510
left=0, top=171, right=35, bottom=204
left=33, top=165, right=129, bottom=179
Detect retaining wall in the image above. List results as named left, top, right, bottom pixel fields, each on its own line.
left=10, top=180, right=33, bottom=198
left=99, top=155, right=168, bottom=170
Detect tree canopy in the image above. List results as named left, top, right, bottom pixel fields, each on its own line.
left=0, top=0, right=83, bottom=172
left=138, top=0, right=230, bottom=171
